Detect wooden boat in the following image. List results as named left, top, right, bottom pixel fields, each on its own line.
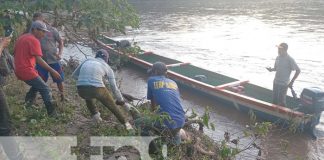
left=96, top=35, right=324, bottom=131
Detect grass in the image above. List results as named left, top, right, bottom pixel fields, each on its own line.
left=3, top=71, right=223, bottom=159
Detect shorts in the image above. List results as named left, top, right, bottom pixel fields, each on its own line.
left=36, top=62, right=64, bottom=83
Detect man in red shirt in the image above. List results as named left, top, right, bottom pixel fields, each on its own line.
left=14, top=20, right=61, bottom=116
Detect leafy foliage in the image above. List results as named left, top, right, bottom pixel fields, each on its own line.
left=118, top=41, right=142, bottom=55
left=200, top=106, right=215, bottom=131
left=218, top=140, right=240, bottom=160
left=0, top=0, right=139, bottom=42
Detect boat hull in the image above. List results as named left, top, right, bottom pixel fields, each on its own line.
left=96, top=36, right=314, bottom=130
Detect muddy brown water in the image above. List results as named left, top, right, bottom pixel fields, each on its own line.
left=116, top=67, right=323, bottom=160
left=110, top=0, right=324, bottom=159
left=62, top=44, right=323, bottom=159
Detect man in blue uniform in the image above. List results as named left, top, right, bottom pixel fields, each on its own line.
left=147, top=62, right=185, bottom=131
left=136, top=61, right=185, bottom=157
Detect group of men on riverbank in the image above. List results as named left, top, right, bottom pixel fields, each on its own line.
left=0, top=13, right=65, bottom=159
left=9, top=13, right=65, bottom=118
left=1, top=12, right=186, bottom=159
left=0, top=11, right=301, bottom=159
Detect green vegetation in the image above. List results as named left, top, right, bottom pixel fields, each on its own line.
left=2, top=70, right=275, bottom=159
left=0, top=0, right=140, bottom=51
left=0, top=1, right=302, bottom=159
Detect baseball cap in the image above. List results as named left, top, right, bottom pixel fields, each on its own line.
left=147, top=61, right=167, bottom=75
left=95, top=49, right=109, bottom=63
left=276, top=43, right=288, bottom=50
left=31, top=20, right=49, bottom=32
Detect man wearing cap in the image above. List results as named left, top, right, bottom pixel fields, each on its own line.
left=266, top=43, right=301, bottom=106
left=72, top=49, right=133, bottom=130
left=136, top=61, right=185, bottom=156
left=14, top=20, right=61, bottom=116
left=31, top=13, right=66, bottom=101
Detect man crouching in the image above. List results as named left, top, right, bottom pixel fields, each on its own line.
left=135, top=62, right=186, bottom=157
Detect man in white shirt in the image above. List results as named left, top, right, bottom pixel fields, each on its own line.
left=72, top=49, right=132, bottom=130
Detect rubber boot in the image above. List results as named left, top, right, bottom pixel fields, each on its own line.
left=45, top=100, right=58, bottom=117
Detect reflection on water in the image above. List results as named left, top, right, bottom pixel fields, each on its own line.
left=115, top=0, right=324, bottom=159
left=125, top=0, right=324, bottom=91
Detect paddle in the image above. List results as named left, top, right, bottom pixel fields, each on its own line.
left=289, top=86, right=298, bottom=100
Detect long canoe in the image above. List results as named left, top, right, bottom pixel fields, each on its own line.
left=96, top=35, right=323, bottom=131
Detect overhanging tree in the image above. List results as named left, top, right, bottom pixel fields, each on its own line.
left=0, top=0, right=140, bottom=46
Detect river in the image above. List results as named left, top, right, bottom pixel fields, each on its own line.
left=119, top=0, right=324, bottom=159
left=65, top=0, right=324, bottom=159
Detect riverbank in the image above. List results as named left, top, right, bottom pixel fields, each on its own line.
left=4, top=54, right=317, bottom=159
left=1, top=64, right=220, bottom=159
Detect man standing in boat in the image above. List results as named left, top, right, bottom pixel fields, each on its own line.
left=266, top=43, right=301, bottom=106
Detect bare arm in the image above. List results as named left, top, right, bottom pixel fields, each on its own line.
left=0, top=45, right=4, bottom=55
left=58, top=39, right=64, bottom=56
left=267, top=58, right=277, bottom=72
left=36, top=56, right=61, bottom=80
left=288, top=68, right=300, bottom=88
left=54, top=28, right=64, bottom=59
left=0, top=37, right=11, bottom=55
